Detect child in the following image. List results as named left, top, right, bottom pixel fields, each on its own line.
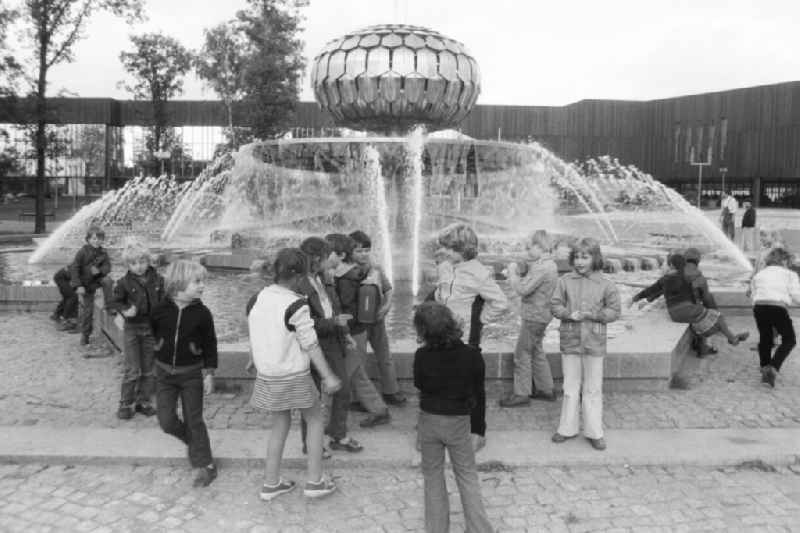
left=552, top=235, right=577, bottom=275
left=750, top=247, right=800, bottom=388
left=683, top=248, right=719, bottom=356
left=632, top=252, right=749, bottom=347
left=349, top=230, right=406, bottom=405
left=550, top=238, right=620, bottom=451
left=500, top=230, right=558, bottom=407
left=740, top=199, right=757, bottom=252
left=150, top=260, right=218, bottom=487
left=433, top=223, right=508, bottom=349
left=53, top=265, right=79, bottom=332
left=413, top=301, right=493, bottom=533
left=297, top=236, right=363, bottom=453
left=108, top=240, right=165, bottom=420
left=69, top=225, right=113, bottom=346
left=327, top=233, right=392, bottom=428
left=248, top=248, right=341, bottom=501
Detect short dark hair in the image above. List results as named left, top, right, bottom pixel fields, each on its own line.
left=568, top=237, right=604, bottom=271
left=349, top=230, right=372, bottom=249
left=85, top=225, right=105, bottom=242
left=273, top=247, right=307, bottom=282
left=413, top=301, right=463, bottom=349
left=668, top=252, right=686, bottom=271
left=325, top=233, right=356, bottom=260
left=765, top=247, right=792, bottom=267
left=684, top=247, right=701, bottom=265
left=300, top=237, right=330, bottom=273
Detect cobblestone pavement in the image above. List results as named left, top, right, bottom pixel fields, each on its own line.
left=2, top=461, right=800, bottom=532
left=1, top=313, right=800, bottom=433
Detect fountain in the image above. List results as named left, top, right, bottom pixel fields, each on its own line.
left=12, top=24, right=756, bottom=391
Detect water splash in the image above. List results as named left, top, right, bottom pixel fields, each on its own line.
left=361, top=145, right=393, bottom=282
left=406, top=127, right=425, bottom=295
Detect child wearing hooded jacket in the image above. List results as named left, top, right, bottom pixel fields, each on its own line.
left=550, top=238, right=620, bottom=451
left=150, top=260, right=218, bottom=488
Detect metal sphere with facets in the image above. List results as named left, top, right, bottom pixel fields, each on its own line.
left=311, top=24, right=481, bottom=132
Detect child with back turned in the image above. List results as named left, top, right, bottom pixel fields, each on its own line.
left=550, top=238, right=620, bottom=451
left=108, top=240, right=164, bottom=420
left=413, top=301, right=494, bottom=533
left=150, top=260, right=218, bottom=487
left=248, top=248, right=342, bottom=501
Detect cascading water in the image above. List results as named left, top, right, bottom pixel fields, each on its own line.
left=406, top=127, right=425, bottom=295
left=361, top=145, right=393, bottom=282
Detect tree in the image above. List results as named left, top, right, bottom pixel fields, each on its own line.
left=119, top=32, right=193, bottom=169
left=195, top=20, right=251, bottom=150
left=0, top=3, right=21, bottom=195
left=21, top=0, right=144, bottom=233
left=236, top=0, right=305, bottom=139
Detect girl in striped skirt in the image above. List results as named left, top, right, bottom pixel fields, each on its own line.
left=247, top=248, right=342, bottom=501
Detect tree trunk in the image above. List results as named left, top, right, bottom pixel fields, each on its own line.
left=226, top=99, right=236, bottom=150
left=34, top=39, right=48, bottom=234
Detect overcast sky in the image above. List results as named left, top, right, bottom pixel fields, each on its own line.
left=18, top=0, right=800, bottom=105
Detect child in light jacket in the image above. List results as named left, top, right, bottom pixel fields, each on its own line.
left=550, top=238, right=620, bottom=451
left=751, top=247, right=800, bottom=388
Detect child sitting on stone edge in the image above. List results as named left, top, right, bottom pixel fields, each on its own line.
left=69, top=225, right=113, bottom=348
left=108, top=239, right=165, bottom=420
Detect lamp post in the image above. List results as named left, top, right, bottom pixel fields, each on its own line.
left=690, top=147, right=712, bottom=208
left=153, top=150, right=170, bottom=176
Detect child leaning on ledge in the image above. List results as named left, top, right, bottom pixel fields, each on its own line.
left=107, top=240, right=165, bottom=420
left=150, top=260, right=218, bottom=488
left=69, top=225, right=113, bottom=347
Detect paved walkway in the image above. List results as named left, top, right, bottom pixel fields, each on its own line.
left=2, top=462, right=800, bottom=532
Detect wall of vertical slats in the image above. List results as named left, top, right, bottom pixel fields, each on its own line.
left=2, top=80, right=799, bottom=181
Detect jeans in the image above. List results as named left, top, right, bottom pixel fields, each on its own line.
left=347, top=332, right=388, bottom=414
left=418, top=412, right=493, bottom=533
left=156, top=367, right=213, bottom=468
left=359, top=320, right=400, bottom=395
left=754, top=304, right=796, bottom=371
left=513, top=320, right=553, bottom=396
left=78, top=277, right=113, bottom=338
left=557, top=354, right=604, bottom=439
left=301, top=339, right=350, bottom=443
left=120, top=323, right=156, bottom=408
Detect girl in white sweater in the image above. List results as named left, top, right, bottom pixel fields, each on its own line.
left=750, top=248, right=800, bottom=387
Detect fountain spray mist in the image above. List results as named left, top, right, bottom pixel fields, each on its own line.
left=361, top=145, right=393, bottom=283
left=406, top=127, right=426, bottom=295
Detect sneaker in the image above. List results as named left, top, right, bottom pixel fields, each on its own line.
left=259, top=479, right=296, bottom=501
left=80, top=334, right=90, bottom=346
left=303, top=477, right=336, bottom=499
left=49, top=312, right=61, bottom=322
left=116, top=406, right=134, bottom=420
left=57, top=320, right=77, bottom=332
left=193, top=464, right=218, bottom=488
left=349, top=402, right=368, bottom=413
left=765, top=365, right=777, bottom=388
left=529, top=391, right=558, bottom=402
left=499, top=394, right=531, bottom=407
left=382, top=392, right=407, bottom=406
left=728, top=332, right=750, bottom=346
left=135, top=404, right=157, bottom=417
left=761, top=367, right=770, bottom=384
left=329, top=437, right=363, bottom=453
left=588, top=437, right=607, bottom=451
left=359, top=411, right=390, bottom=428
left=551, top=433, right=576, bottom=443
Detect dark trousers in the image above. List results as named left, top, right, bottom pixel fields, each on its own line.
left=53, top=270, right=78, bottom=320
left=301, top=341, right=350, bottom=443
left=156, top=367, right=213, bottom=468
left=120, top=323, right=155, bottom=407
left=78, top=276, right=113, bottom=337
left=754, top=304, right=796, bottom=372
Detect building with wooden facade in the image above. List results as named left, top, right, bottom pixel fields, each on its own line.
left=2, top=80, right=799, bottom=206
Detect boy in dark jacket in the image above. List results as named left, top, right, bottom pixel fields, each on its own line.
left=69, top=225, right=112, bottom=346
left=683, top=248, right=718, bottom=356
left=150, top=259, right=218, bottom=487
left=53, top=265, right=79, bottom=332
left=108, top=241, right=165, bottom=420
left=326, top=233, right=390, bottom=428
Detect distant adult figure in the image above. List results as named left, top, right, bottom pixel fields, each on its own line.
left=740, top=199, right=757, bottom=252
left=720, top=192, right=738, bottom=241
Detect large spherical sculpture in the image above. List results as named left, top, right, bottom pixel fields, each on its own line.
left=311, top=24, right=481, bottom=132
